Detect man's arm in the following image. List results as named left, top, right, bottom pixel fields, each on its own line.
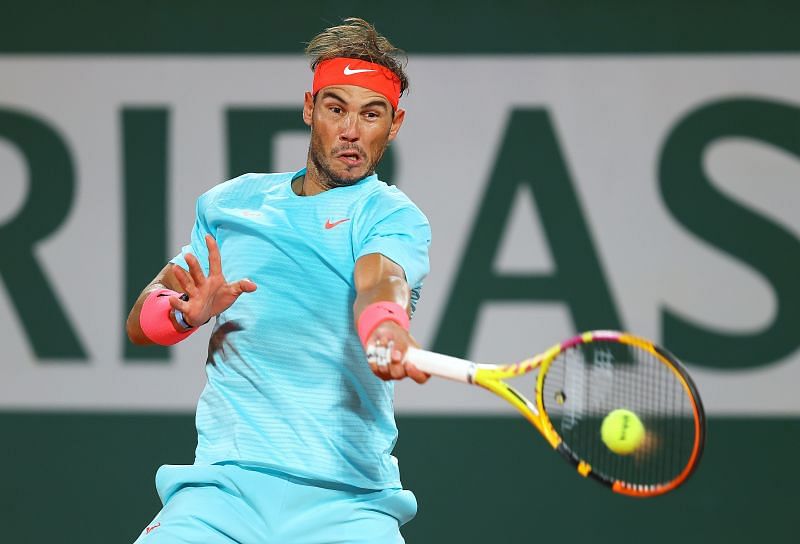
left=126, top=234, right=257, bottom=346
left=353, top=253, right=429, bottom=383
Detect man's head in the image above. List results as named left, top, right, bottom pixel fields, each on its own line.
left=303, top=18, right=408, bottom=189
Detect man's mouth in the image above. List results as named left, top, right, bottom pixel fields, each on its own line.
left=336, top=150, right=364, bottom=167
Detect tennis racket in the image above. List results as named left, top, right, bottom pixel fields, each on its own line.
left=405, top=330, right=705, bottom=497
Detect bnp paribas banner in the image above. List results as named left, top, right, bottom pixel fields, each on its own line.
left=1, top=56, right=798, bottom=415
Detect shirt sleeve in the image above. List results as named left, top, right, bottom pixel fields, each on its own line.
left=354, top=195, right=432, bottom=310
left=169, top=192, right=214, bottom=276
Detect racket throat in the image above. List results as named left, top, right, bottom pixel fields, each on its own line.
left=556, top=443, right=612, bottom=488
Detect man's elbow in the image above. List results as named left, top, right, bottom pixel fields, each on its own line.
left=382, top=274, right=408, bottom=291
left=125, top=313, right=151, bottom=345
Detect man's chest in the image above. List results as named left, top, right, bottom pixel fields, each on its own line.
left=210, top=198, right=360, bottom=283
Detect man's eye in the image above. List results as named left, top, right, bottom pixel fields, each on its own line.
left=330, top=106, right=342, bottom=114
left=365, top=112, right=379, bottom=119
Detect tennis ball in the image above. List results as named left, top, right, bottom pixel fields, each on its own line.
left=601, top=409, right=645, bottom=455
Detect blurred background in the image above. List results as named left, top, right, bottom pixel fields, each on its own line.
left=1, top=1, right=798, bottom=542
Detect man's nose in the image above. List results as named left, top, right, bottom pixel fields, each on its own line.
left=339, top=113, right=360, bottom=141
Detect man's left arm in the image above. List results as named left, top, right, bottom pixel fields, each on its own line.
left=353, top=253, right=429, bottom=383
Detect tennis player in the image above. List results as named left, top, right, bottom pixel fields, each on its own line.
left=125, top=18, right=431, bottom=543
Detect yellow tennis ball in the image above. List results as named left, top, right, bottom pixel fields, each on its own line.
left=601, top=409, right=645, bottom=455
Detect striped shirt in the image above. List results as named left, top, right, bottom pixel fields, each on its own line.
left=170, top=168, right=431, bottom=489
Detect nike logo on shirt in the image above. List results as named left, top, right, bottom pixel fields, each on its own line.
left=325, top=218, right=351, bottom=229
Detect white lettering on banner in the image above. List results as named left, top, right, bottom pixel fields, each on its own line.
left=0, top=56, right=798, bottom=414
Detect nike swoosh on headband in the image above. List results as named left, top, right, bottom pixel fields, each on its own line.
left=343, top=65, right=377, bottom=75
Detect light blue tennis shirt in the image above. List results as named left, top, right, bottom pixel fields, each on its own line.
left=170, top=168, right=431, bottom=490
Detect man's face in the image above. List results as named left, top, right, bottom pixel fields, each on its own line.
left=303, top=85, right=405, bottom=187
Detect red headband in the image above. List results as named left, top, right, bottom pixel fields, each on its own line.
left=312, top=57, right=402, bottom=109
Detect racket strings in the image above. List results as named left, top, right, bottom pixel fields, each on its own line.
left=541, top=340, right=698, bottom=489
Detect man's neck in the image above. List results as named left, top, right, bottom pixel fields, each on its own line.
left=294, top=161, right=327, bottom=196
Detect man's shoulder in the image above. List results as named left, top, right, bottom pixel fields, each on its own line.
left=211, top=172, right=292, bottom=194
left=354, top=181, right=429, bottom=231
left=360, top=180, right=421, bottom=213
left=200, top=172, right=293, bottom=202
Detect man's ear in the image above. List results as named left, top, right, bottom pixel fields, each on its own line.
left=388, top=108, right=406, bottom=142
left=303, top=91, right=314, bottom=127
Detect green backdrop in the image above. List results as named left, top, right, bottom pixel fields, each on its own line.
left=2, top=414, right=795, bottom=543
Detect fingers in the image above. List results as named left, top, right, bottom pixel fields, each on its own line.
left=365, top=324, right=428, bottom=383
left=184, top=252, right=206, bottom=287
left=232, top=278, right=257, bottom=294
left=168, top=292, right=190, bottom=313
left=368, top=339, right=400, bottom=370
left=365, top=340, right=386, bottom=367
left=366, top=340, right=396, bottom=380
left=367, top=348, right=425, bottom=382
left=388, top=345, right=407, bottom=380
left=218, top=278, right=258, bottom=302
left=206, top=234, right=222, bottom=277
left=172, top=264, right=198, bottom=297
left=405, top=363, right=431, bottom=384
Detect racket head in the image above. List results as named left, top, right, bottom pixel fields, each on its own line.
left=473, top=331, right=706, bottom=497
left=536, top=331, right=706, bottom=497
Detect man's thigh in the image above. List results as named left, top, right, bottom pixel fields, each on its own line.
left=132, top=464, right=417, bottom=544
left=274, top=480, right=418, bottom=544
left=132, top=465, right=275, bottom=544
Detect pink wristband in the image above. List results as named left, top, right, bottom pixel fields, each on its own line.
left=139, top=289, right=196, bottom=346
left=357, top=301, right=410, bottom=346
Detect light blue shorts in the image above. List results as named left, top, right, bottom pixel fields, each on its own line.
left=132, top=463, right=417, bottom=544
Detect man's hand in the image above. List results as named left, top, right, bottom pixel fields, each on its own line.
left=169, top=234, right=257, bottom=327
left=365, top=321, right=429, bottom=384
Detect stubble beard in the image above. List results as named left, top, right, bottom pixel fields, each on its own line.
left=307, top=130, right=388, bottom=190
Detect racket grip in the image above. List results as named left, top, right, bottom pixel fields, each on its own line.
left=405, top=348, right=475, bottom=384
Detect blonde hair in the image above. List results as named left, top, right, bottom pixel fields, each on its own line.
left=305, top=17, right=409, bottom=96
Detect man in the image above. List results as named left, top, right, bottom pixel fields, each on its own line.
left=126, top=17, right=431, bottom=544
